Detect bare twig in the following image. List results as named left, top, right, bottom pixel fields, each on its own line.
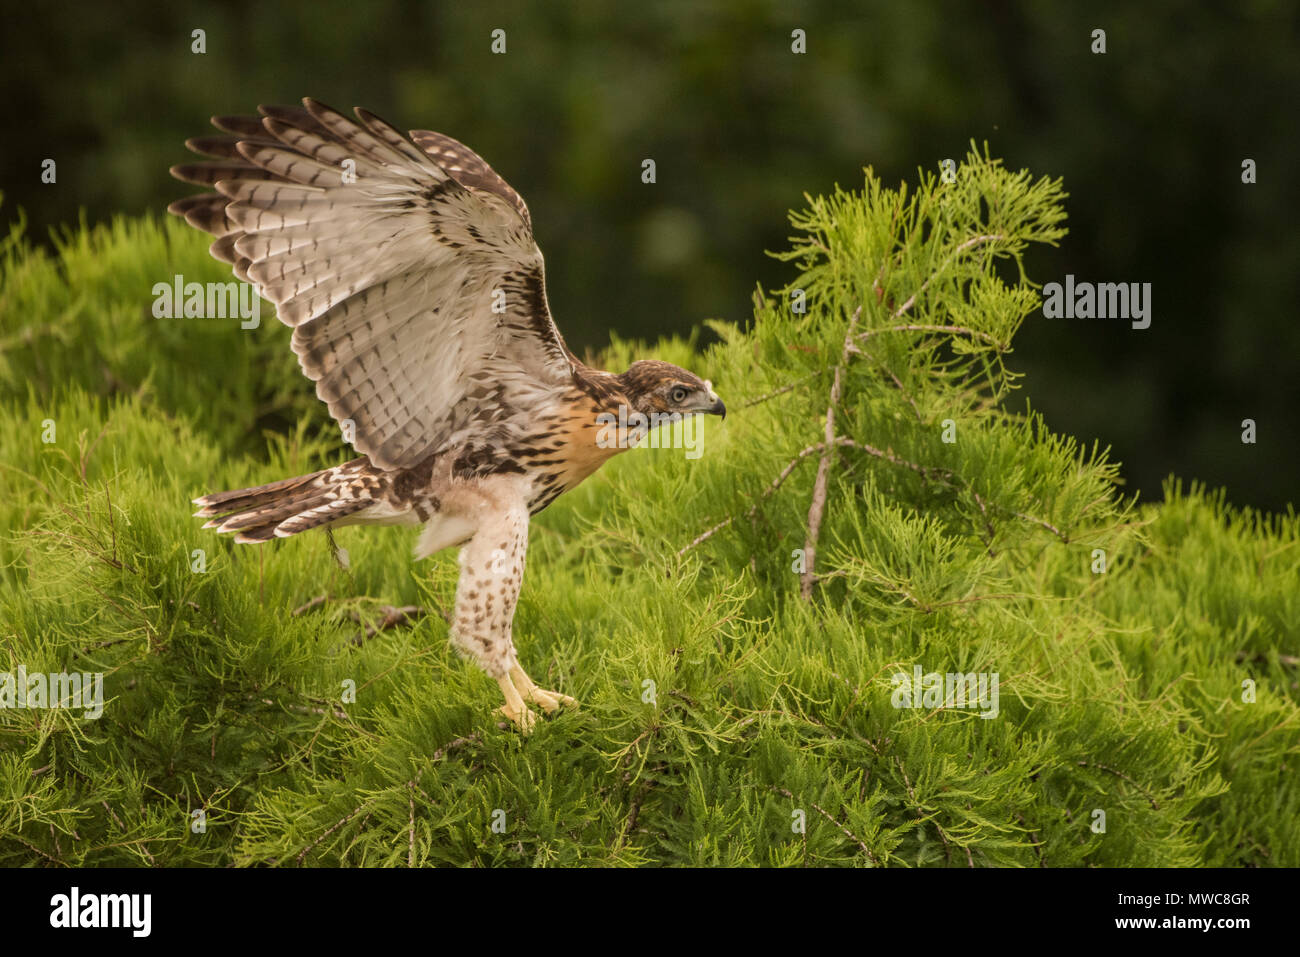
left=430, top=734, right=482, bottom=762
left=1234, top=650, right=1300, bottom=667
left=1016, top=813, right=1047, bottom=867
left=101, top=800, right=126, bottom=831
left=677, top=439, right=854, bottom=556
left=614, top=776, right=658, bottom=852
left=1014, top=511, right=1069, bottom=542
left=972, top=489, right=996, bottom=549
left=257, top=695, right=350, bottom=720
left=740, top=372, right=820, bottom=410
left=801, top=307, right=862, bottom=599
left=407, top=783, right=416, bottom=868
left=294, top=801, right=372, bottom=865
left=101, top=800, right=154, bottom=865
left=679, top=433, right=963, bottom=559
left=292, top=594, right=331, bottom=616
left=677, top=516, right=737, bottom=556
left=11, top=836, right=61, bottom=865
left=350, top=605, right=428, bottom=645
left=836, top=439, right=957, bottom=485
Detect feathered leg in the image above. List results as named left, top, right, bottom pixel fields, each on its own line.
left=449, top=481, right=575, bottom=730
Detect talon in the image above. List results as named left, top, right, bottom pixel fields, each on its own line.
left=496, top=673, right=537, bottom=732
left=509, top=664, right=578, bottom=714
left=498, top=702, right=537, bottom=731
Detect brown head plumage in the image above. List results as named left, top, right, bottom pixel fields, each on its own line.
left=616, top=360, right=726, bottom=418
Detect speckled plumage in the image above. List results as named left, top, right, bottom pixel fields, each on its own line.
left=177, top=99, right=725, bottom=728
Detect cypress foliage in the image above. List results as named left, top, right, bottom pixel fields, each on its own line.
left=0, top=149, right=1295, bottom=866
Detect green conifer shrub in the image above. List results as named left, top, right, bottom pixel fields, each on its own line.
left=1, top=148, right=1294, bottom=866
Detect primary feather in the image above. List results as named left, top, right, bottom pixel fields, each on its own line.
left=170, top=98, right=573, bottom=471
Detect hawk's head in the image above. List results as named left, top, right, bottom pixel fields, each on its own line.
left=618, top=360, right=726, bottom=420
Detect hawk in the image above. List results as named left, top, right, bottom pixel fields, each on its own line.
left=170, top=99, right=725, bottom=729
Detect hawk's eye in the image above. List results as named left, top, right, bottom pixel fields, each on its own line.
left=669, top=386, right=689, bottom=404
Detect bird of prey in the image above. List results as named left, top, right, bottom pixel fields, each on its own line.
left=171, top=99, right=725, bottom=729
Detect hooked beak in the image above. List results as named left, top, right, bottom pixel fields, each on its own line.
left=696, top=379, right=725, bottom=419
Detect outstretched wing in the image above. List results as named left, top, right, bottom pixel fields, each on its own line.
left=169, top=98, right=574, bottom=471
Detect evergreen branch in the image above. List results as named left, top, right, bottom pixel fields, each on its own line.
left=101, top=800, right=154, bottom=865
left=836, top=439, right=957, bottom=484
left=735, top=707, right=832, bottom=733
left=883, top=233, right=1007, bottom=324
left=294, top=801, right=373, bottom=866
left=1015, top=813, right=1048, bottom=867
left=858, top=323, right=1005, bottom=349
left=770, top=786, right=879, bottom=865
left=678, top=432, right=1065, bottom=570
left=325, top=527, right=351, bottom=573
left=835, top=441, right=1073, bottom=549
left=739, top=372, right=820, bottom=409
left=1076, top=761, right=1161, bottom=810
left=272, top=696, right=350, bottom=721
left=614, top=777, right=657, bottom=852
left=971, top=489, right=997, bottom=549
left=854, top=346, right=925, bottom=422
left=9, top=835, right=61, bottom=865
left=894, top=758, right=959, bottom=866
left=829, top=670, right=865, bottom=724
left=677, top=438, right=855, bottom=556
left=930, top=592, right=1033, bottom=610
left=857, top=578, right=1038, bottom=614
left=77, top=421, right=112, bottom=487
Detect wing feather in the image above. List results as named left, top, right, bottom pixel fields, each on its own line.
left=169, top=97, right=572, bottom=470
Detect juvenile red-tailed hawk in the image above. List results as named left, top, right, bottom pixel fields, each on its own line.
left=171, top=99, right=724, bottom=729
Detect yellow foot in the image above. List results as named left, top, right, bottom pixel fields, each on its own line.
left=510, top=664, right=578, bottom=714
left=496, top=674, right=537, bottom=732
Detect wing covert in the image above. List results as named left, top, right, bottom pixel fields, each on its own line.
left=169, top=98, right=574, bottom=470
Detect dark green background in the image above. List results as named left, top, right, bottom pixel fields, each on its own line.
left=3, top=0, right=1295, bottom=509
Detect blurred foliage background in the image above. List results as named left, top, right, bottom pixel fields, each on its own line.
left=2, top=0, right=1296, bottom=509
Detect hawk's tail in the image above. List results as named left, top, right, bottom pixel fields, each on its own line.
left=192, top=459, right=374, bottom=544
